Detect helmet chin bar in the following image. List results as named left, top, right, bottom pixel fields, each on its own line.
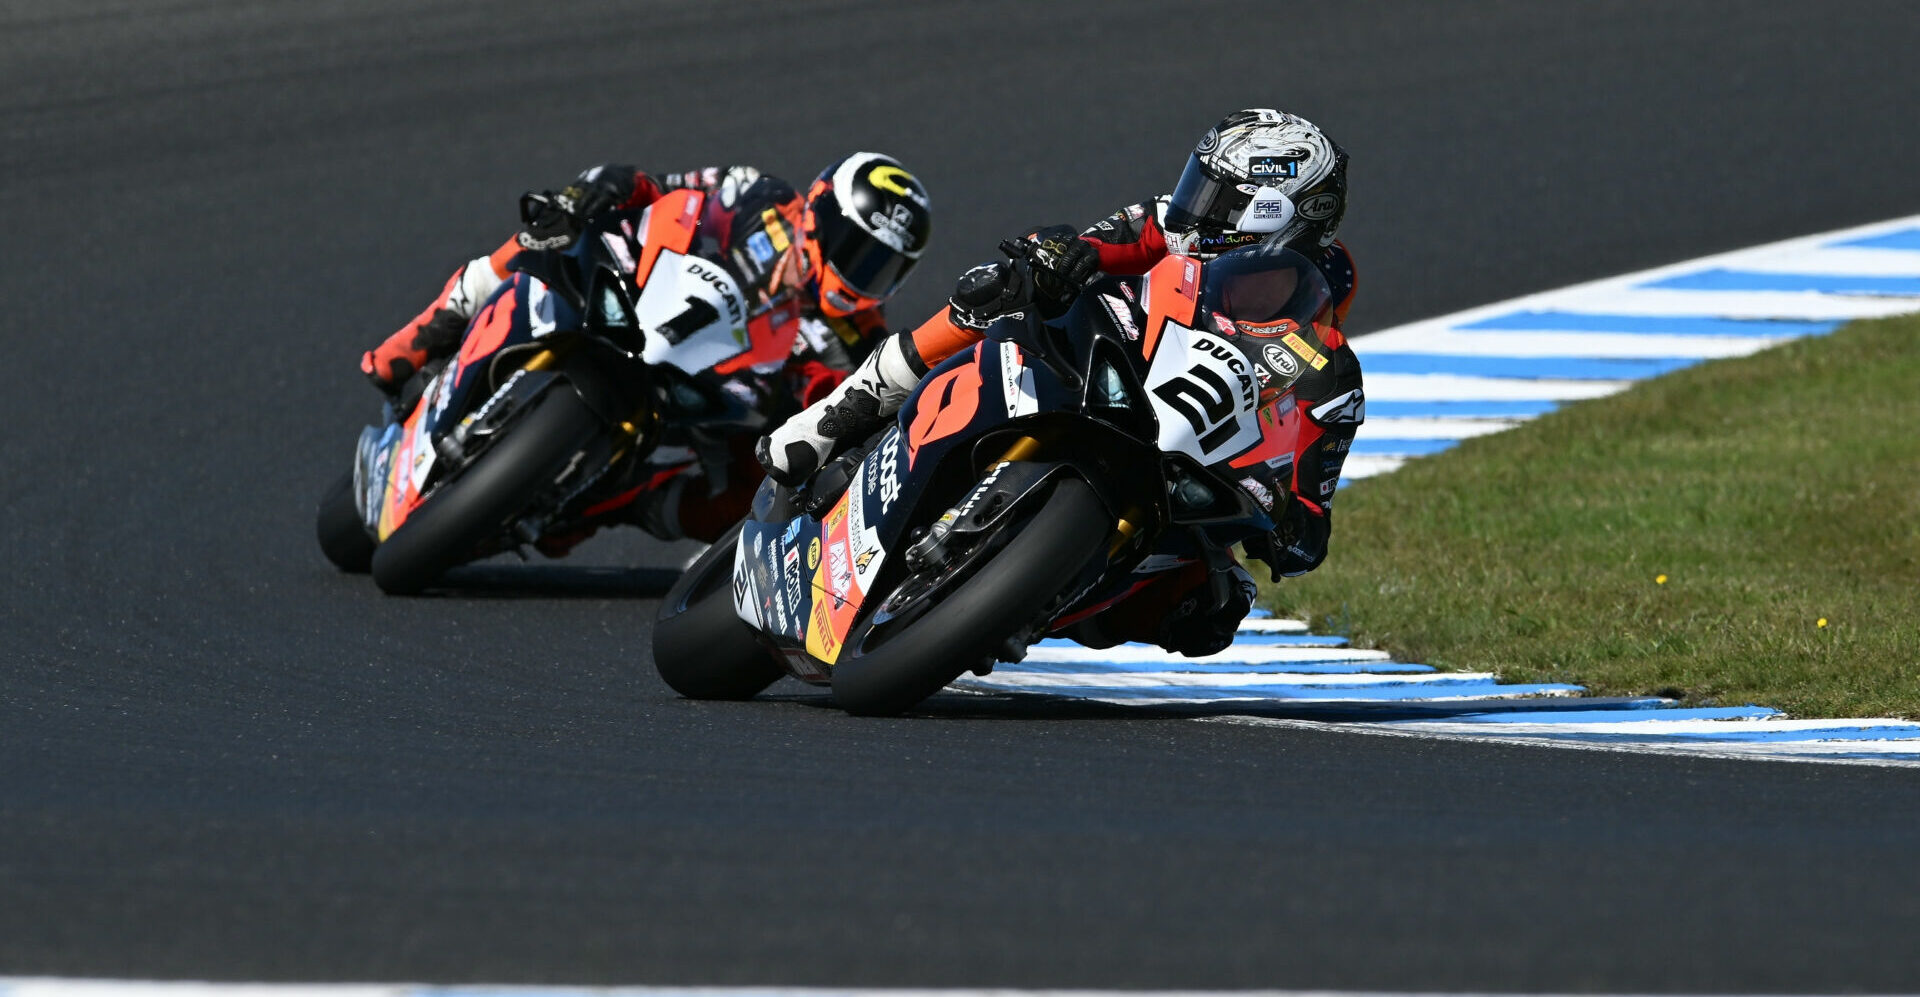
left=1167, top=186, right=1296, bottom=258
left=1231, top=186, right=1296, bottom=235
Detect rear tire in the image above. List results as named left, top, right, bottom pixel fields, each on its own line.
left=315, top=470, right=374, bottom=573
left=831, top=477, right=1110, bottom=716
left=371, top=386, right=602, bottom=595
left=652, top=522, right=784, bottom=700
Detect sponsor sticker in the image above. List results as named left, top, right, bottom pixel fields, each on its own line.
left=1298, top=193, right=1340, bottom=221
left=1103, top=295, right=1141, bottom=341
left=807, top=536, right=821, bottom=571
left=1281, top=330, right=1327, bottom=370
left=761, top=209, right=790, bottom=252
left=1248, top=154, right=1302, bottom=178
left=1262, top=342, right=1299, bottom=378
left=1238, top=475, right=1275, bottom=511
left=747, top=230, right=776, bottom=264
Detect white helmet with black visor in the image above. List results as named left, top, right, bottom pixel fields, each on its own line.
left=1163, top=108, right=1348, bottom=259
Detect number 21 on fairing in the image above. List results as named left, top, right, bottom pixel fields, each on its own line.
left=1143, top=319, right=1263, bottom=464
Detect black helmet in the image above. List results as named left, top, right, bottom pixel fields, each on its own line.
left=802, top=152, right=933, bottom=316
left=1163, top=108, right=1348, bottom=259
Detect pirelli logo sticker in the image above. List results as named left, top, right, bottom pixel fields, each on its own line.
left=761, top=208, right=791, bottom=252
left=1282, top=330, right=1329, bottom=371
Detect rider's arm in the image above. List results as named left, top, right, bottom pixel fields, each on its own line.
left=654, top=165, right=763, bottom=203
left=1270, top=334, right=1364, bottom=576
left=361, top=235, right=523, bottom=390
left=905, top=305, right=983, bottom=369
left=1078, top=198, right=1170, bottom=276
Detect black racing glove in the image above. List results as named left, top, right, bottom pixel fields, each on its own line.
left=517, top=164, right=638, bottom=250
left=1021, top=224, right=1101, bottom=303
left=1247, top=499, right=1332, bottom=580
left=948, top=259, right=1036, bottom=332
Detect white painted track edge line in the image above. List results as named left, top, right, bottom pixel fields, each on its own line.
left=1204, top=717, right=1920, bottom=769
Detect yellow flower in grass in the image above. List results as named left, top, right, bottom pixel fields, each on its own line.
left=1655, top=574, right=1668, bottom=585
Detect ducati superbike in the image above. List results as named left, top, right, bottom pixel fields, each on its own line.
left=316, top=188, right=796, bottom=594
left=653, top=241, right=1337, bottom=715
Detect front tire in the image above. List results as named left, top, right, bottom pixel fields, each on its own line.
left=652, top=522, right=784, bottom=700
left=315, top=470, right=374, bottom=573
left=371, top=386, right=602, bottom=595
left=831, top=477, right=1110, bottom=716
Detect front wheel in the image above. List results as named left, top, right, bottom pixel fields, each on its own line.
left=371, top=386, right=602, bottom=595
left=652, top=522, right=785, bottom=700
left=831, top=477, right=1111, bottom=716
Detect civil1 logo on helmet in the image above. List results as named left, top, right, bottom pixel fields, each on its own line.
left=1161, top=108, right=1349, bottom=259
left=802, top=152, right=933, bottom=317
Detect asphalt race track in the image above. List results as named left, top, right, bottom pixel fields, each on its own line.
left=5, top=1, right=1920, bottom=991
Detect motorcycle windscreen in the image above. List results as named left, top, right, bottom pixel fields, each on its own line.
left=1198, top=242, right=1332, bottom=329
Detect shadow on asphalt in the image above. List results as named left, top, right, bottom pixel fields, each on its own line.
left=423, top=563, right=682, bottom=599
left=764, top=687, right=1655, bottom=724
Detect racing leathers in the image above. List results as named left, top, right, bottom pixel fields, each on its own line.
left=361, top=164, right=890, bottom=544
left=761, top=196, right=1363, bottom=655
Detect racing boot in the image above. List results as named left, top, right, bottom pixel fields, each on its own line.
left=360, top=237, right=520, bottom=395
left=756, top=332, right=923, bottom=487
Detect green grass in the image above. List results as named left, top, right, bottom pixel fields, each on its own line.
left=1259, top=313, right=1920, bottom=719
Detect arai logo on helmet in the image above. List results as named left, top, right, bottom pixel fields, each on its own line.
left=1262, top=343, right=1300, bottom=378
left=1298, top=193, right=1341, bottom=221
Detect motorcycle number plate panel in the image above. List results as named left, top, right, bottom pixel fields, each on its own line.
left=1142, top=319, right=1264, bottom=464
left=633, top=249, right=751, bottom=374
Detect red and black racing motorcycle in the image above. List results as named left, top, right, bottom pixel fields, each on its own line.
left=653, top=240, right=1336, bottom=714
left=315, top=189, right=798, bottom=594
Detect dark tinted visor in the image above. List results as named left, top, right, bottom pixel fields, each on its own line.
left=1200, top=243, right=1332, bottom=325
left=1164, top=153, right=1250, bottom=234
left=828, top=230, right=917, bottom=299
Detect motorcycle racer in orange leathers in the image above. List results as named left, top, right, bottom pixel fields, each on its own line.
left=758, top=110, right=1362, bottom=655
left=360, top=154, right=932, bottom=544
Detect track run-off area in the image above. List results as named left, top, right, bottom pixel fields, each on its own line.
left=6, top=1, right=1920, bottom=992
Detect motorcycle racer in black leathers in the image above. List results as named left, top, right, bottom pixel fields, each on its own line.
left=758, top=109, right=1363, bottom=655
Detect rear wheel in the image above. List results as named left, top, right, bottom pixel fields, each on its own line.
left=831, top=477, right=1110, bottom=716
left=652, top=522, right=784, bottom=700
left=371, top=386, right=602, bottom=595
left=315, top=470, right=374, bottom=573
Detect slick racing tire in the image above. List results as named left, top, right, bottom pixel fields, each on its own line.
left=316, top=470, right=375, bottom=573
left=831, top=476, right=1109, bottom=717
left=370, top=386, right=601, bottom=595
left=652, top=522, right=784, bottom=700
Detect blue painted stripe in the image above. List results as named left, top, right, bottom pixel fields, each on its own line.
left=1832, top=227, right=1920, bottom=251
left=984, top=680, right=1584, bottom=702
left=1441, top=706, right=1781, bottom=724
left=995, top=659, right=1436, bottom=676
left=1460, top=310, right=1834, bottom=338
left=1366, top=399, right=1561, bottom=419
left=1034, top=634, right=1349, bottom=649
left=1358, top=352, right=1700, bottom=380
left=1481, top=725, right=1920, bottom=745
left=1350, top=437, right=1461, bottom=457
left=1643, top=269, right=1920, bottom=296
